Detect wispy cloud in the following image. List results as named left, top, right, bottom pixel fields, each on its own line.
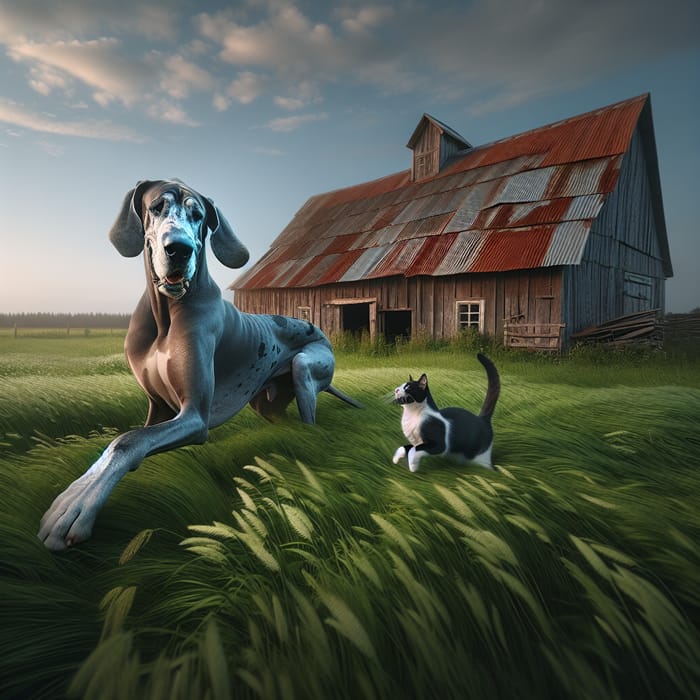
left=263, top=112, right=328, bottom=132
left=146, top=100, right=200, bottom=127
left=0, top=100, right=145, bottom=142
left=227, top=71, right=267, bottom=105
left=253, top=146, right=285, bottom=157
left=197, top=5, right=339, bottom=74
left=8, top=37, right=154, bottom=106
left=158, top=54, right=214, bottom=100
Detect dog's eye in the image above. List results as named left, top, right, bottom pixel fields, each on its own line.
left=185, top=197, right=203, bottom=221
left=150, top=199, right=165, bottom=216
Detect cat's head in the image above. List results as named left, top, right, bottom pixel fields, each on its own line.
left=393, top=374, right=429, bottom=405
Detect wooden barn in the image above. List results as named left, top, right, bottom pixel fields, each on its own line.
left=231, top=94, right=672, bottom=351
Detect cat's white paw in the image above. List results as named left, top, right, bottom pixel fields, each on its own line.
left=407, top=447, right=421, bottom=472
left=392, top=446, right=407, bottom=464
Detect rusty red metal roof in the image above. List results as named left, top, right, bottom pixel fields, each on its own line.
left=233, top=94, right=666, bottom=290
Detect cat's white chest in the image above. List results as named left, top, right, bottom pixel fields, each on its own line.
left=401, top=404, right=431, bottom=445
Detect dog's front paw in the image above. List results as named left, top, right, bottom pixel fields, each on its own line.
left=38, top=474, right=102, bottom=551
left=392, top=446, right=407, bottom=464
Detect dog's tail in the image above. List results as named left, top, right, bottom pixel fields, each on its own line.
left=477, top=353, right=500, bottom=420
left=325, top=385, right=364, bottom=409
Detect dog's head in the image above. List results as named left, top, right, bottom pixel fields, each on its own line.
left=108, top=179, right=249, bottom=299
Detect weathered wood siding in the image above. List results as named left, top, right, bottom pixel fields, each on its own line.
left=562, top=125, right=666, bottom=338
left=233, top=268, right=563, bottom=341
left=412, top=123, right=439, bottom=181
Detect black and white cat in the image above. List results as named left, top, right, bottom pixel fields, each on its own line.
left=392, top=353, right=500, bottom=472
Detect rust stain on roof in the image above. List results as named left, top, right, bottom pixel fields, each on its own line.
left=469, top=227, right=555, bottom=273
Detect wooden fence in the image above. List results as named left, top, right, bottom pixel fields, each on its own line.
left=503, top=323, right=565, bottom=352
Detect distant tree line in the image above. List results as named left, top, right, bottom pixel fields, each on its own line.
left=0, top=313, right=131, bottom=329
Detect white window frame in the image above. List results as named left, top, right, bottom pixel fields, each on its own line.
left=456, top=300, right=485, bottom=333
left=297, top=306, right=311, bottom=321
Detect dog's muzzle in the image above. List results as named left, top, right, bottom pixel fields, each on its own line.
left=147, top=236, right=198, bottom=300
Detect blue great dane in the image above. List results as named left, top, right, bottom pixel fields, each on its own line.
left=39, top=179, right=361, bottom=551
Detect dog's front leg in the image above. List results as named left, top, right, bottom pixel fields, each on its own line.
left=38, top=410, right=207, bottom=551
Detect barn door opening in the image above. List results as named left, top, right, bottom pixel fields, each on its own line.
left=342, top=303, right=370, bottom=336
left=383, top=310, right=412, bottom=343
left=330, top=298, right=377, bottom=339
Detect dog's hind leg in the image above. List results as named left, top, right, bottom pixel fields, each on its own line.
left=249, top=373, right=296, bottom=421
left=291, top=342, right=336, bottom=424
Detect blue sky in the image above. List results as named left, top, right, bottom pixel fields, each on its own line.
left=2, top=0, right=698, bottom=314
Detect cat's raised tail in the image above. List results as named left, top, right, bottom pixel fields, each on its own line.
left=476, top=353, right=500, bottom=420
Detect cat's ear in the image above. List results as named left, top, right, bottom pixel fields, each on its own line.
left=408, top=374, right=414, bottom=382
left=418, top=374, right=428, bottom=389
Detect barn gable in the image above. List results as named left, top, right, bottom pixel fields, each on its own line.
left=232, top=94, right=671, bottom=351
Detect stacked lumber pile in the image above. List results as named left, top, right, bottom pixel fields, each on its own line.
left=663, top=312, right=700, bottom=341
left=571, top=309, right=662, bottom=347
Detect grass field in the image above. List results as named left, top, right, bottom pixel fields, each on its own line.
left=1, top=334, right=699, bottom=699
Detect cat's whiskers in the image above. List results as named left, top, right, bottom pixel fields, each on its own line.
left=382, top=391, right=397, bottom=404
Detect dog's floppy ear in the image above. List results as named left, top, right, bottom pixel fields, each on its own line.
left=108, top=180, right=160, bottom=257
left=204, top=199, right=250, bottom=269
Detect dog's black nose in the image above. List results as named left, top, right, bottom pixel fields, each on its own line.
left=165, top=242, right=193, bottom=262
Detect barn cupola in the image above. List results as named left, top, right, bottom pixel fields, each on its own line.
left=407, top=114, right=471, bottom=181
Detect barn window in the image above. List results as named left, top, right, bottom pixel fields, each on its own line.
left=456, top=300, right=484, bottom=332
left=297, top=306, right=311, bottom=321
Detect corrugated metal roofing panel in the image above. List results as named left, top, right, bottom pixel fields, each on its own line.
left=302, top=237, right=335, bottom=258
left=258, top=244, right=297, bottom=266
left=469, top=226, right=555, bottom=272
left=404, top=233, right=459, bottom=276
left=313, top=200, right=351, bottom=226
left=475, top=198, right=572, bottom=229
left=540, top=99, right=643, bottom=166
left=400, top=190, right=464, bottom=220
left=542, top=220, right=592, bottom=266
left=339, top=246, right=392, bottom=282
left=494, top=166, right=556, bottom=204
left=448, top=153, right=548, bottom=185
left=367, top=239, right=425, bottom=278
left=545, top=158, right=613, bottom=198
left=370, top=203, right=405, bottom=230
left=322, top=210, right=375, bottom=238
left=236, top=258, right=298, bottom=290
left=289, top=254, right=354, bottom=288
left=443, top=181, right=495, bottom=233
left=431, top=231, right=486, bottom=275
left=565, top=194, right=605, bottom=221
left=313, top=250, right=366, bottom=286
left=283, top=256, right=327, bottom=288
left=413, top=177, right=447, bottom=199
left=396, top=212, right=452, bottom=240
left=350, top=224, right=403, bottom=249
left=273, top=258, right=314, bottom=288
left=323, top=232, right=364, bottom=254
left=391, top=197, right=428, bottom=224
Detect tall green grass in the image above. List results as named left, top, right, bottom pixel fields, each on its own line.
left=1, top=336, right=699, bottom=699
